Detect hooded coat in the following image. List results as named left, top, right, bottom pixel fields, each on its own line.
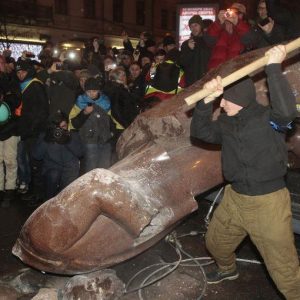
left=205, top=19, right=255, bottom=70
left=190, top=64, right=297, bottom=196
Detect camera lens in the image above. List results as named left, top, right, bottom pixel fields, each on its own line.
left=54, top=127, right=63, bottom=139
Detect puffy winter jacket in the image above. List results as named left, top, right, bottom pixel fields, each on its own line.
left=206, top=20, right=255, bottom=70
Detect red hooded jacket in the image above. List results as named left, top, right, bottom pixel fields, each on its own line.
left=207, top=19, right=251, bottom=70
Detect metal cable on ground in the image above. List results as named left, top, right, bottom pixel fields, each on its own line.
left=176, top=241, right=208, bottom=300
left=125, top=232, right=211, bottom=300
left=125, top=234, right=182, bottom=298
left=137, top=240, right=182, bottom=300
left=124, top=185, right=263, bottom=300
left=124, top=229, right=263, bottom=300
left=204, top=186, right=224, bottom=227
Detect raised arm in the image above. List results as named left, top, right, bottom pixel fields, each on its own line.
left=265, top=45, right=297, bottom=125
left=190, top=76, right=223, bottom=144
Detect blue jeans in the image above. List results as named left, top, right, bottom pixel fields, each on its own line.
left=44, top=163, right=80, bottom=200
left=17, top=140, right=31, bottom=186
left=81, top=143, right=112, bottom=174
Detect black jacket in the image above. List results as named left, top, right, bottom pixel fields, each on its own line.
left=180, top=35, right=211, bottom=87
left=37, top=70, right=79, bottom=116
left=265, top=0, right=300, bottom=40
left=252, top=21, right=285, bottom=48
left=166, top=48, right=181, bottom=65
left=32, top=130, right=83, bottom=172
left=103, top=81, right=140, bottom=128
left=190, top=64, right=297, bottom=196
left=18, top=79, right=49, bottom=140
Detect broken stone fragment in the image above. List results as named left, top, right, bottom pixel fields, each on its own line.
left=58, top=269, right=124, bottom=300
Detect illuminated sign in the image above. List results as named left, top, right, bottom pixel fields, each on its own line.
left=0, top=42, right=43, bottom=60
left=177, top=5, right=218, bottom=47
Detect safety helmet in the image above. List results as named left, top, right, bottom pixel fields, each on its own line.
left=0, top=102, right=11, bottom=124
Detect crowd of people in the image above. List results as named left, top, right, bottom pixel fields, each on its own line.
left=0, top=0, right=298, bottom=208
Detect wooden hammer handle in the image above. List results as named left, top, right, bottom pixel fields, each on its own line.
left=185, top=37, right=300, bottom=106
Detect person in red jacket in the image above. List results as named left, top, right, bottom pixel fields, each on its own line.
left=206, top=3, right=256, bottom=70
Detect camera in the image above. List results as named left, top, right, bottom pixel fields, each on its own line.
left=45, top=125, right=70, bottom=144
left=225, top=9, right=233, bottom=18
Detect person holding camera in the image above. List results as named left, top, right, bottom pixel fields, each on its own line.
left=69, top=78, right=114, bottom=174
left=32, top=111, right=83, bottom=200
left=36, top=57, right=79, bottom=116
left=205, top=3, right=256, bottom=70
left=251, top=0, right=285, bottom=48
left=103, top=55, right=118, bottom=83
left=122, top=30, right=154, bottom=59
left=180, top=15, right=211, bottom=87
left=263, top=0, right=300, bottom=40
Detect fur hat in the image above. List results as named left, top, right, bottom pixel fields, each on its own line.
left=188, top=15, right=203, bottom=27
left=223, top=78, right=256, bottom=108
left=231, top=3, right=247, bottom=14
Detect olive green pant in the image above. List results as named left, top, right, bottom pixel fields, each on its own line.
left=205, top=185, right=300, bottom=300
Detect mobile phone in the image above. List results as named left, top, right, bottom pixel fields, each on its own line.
left=259, top=18, right=270, bottom=26
left=56, top=63, right=63, bottom=70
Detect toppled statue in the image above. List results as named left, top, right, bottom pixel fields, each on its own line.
left=13, top=44, right=300, bottom=275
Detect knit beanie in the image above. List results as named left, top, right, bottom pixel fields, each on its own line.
left=223, top=78, right=256, bottom=108
left=84, top=77, right=101, bottom=91
left=16, top=60, right=32, bottom=72
left=163, top=35, right=176, bottom=47
left=145, top=39, right=156, bottom=49
left=87, top=64, right=100, bottom=77
left=188, top=15, right=203, bottom=27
